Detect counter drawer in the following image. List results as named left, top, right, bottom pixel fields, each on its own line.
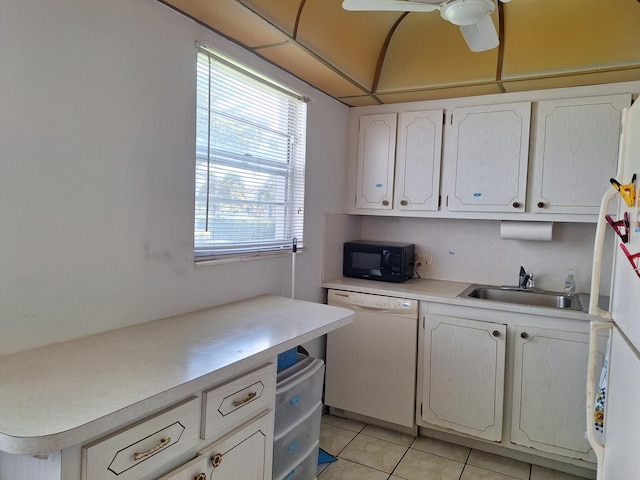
left=201, top=363, right=275, bottom=441
left=82, top=396, right=199, bottom=480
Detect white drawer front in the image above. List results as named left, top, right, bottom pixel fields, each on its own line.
left=82, top=396, right=200, bottom=480
left=201, top=363, right=275, bottom=440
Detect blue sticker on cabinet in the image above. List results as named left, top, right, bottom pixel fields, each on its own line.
left=473, top=193, right=482, bottom=197
left=376, top=184, right=383, bottom=188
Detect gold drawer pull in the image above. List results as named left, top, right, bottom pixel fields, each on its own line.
left=211, top=452, right=223, bottom=468
left=232, top=391, right=256, bottom=407
left=133, top=437, right=171, bottom=461
left=195, top=474, right=207, bottom=480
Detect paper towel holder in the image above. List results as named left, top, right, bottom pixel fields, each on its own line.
left=500, top=220, right=554, bottom=241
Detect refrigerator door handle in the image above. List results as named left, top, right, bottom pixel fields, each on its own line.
left=586, top=320, right=612, bottom=477
left=589, top=187, right=617, bottom=320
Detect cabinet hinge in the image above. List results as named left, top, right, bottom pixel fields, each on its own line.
left=438, top=195, right=442, bottom=208
left=443, top=112, right=446, bottom=125
left=420, top=403, right=423, bottom=416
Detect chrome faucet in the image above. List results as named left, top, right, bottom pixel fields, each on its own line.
left=502, top=266, right=543, bottom=292
left=519, top=266, right=534, bottom=289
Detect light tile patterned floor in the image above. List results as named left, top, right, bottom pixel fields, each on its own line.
left=318, top=414, right=589, bottom=480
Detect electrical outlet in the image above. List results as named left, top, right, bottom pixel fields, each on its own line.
left=415, top=253, right=433, bottom=275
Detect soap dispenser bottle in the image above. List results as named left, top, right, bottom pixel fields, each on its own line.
left=564, top=269, right=576, bottom=295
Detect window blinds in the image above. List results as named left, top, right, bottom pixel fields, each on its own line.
left=194, top=48, right=307, bottom=260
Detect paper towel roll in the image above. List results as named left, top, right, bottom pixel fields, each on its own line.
left=500, top=221, right=553, bottom=241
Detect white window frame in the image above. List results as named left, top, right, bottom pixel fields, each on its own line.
left=194, top=46, right=308, bottom=262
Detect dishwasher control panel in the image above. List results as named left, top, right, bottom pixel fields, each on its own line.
left=349, top=295, right=412, bottom=309
left=333, top=292, right=417, bottom=310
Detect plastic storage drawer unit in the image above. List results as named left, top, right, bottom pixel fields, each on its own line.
left=274, top=440, right=319, bottom=480
left=275, top=356, right=325, bottom=433
left=273, top=401, right=322, bottom=479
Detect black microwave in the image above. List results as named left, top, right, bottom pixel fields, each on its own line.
left=343, top=241, right=415, bottom=283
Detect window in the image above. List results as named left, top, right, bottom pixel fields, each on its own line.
left=194, top=46, right=308, bottom=261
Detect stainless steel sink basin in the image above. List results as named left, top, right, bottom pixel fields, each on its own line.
left=457, top=285, right=582, bottom=311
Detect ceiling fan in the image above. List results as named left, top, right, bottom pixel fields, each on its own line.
left=342, top=0, right=510, bottom=52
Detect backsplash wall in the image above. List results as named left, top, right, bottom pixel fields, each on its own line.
left=359, top=217, right=614, bottom=294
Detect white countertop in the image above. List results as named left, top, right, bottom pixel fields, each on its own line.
left=322, top=277, right=596, bottom=321
left=0, top=295, right=353, bottom=456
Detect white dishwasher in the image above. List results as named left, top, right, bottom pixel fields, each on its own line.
left=325, top=289, right=419, bottom=429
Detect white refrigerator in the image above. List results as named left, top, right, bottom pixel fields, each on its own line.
left=588, top=97, right=640, bottom=479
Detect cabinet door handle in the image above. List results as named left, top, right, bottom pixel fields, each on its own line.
left=492, top=330, right=500, bottom=337
left=400, top=200, right=408, bottom=206
left=195, top=474, right=207, bottom=480
left=232, top=391, right=257, bottom=407
left=521, top=332, right=529, bottom=339
left=133, top=437, right=171, bottom=461
left=537, top=201, right=545, bottom=208
left=211, top=453, right=223, bottom=468
left=512, top=202, right=520, bottom=209
left=382, top=200, right=389, bottom=206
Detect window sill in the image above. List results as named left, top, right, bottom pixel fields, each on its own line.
left=194, top=248, right=305, bottom=267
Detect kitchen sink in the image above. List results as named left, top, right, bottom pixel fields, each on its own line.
left=457, top=285, right=582, bottom=311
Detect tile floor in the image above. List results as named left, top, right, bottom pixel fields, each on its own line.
left=317, top=414, right=588, bottom=480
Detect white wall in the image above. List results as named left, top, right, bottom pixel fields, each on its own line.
left=0, top=0, right=349, bottom=356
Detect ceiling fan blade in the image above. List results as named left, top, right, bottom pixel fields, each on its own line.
left=342, top=0, right=440, bottom=12
left=459, top=14, right=499, bottom=52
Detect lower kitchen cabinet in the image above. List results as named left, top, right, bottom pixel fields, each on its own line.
left=417, top=301, right=601, bottom=473
left=511, top=325, right=607, bottom=462
left=158, top=410, right=274, bottom=480
left=199, top=410, right=274, bottom=480
left=79, top=364, right=276, bottom=480
left=419, top=314, right=506, bottom=442
left=0, top=296, right=352, bottom=480
left=156, top=455, right=210, bottom=480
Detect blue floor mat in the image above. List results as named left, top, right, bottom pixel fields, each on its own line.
left=318, top=448, right=337, bottom=464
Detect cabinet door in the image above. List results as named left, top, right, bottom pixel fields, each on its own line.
left=394, top=110, right=443, bottom=211
left=531, top=94, right=631, bottom=215
left=420, top=314, right=506, bottom=441
left=511, top=325, right=607, bottom=461
left=355, top=113, right=397, bottom=210
left=446, top=102, right=531, bottom=213
left=199, top=410, right=274, bottom=480
left=156, top=455, right=210, bottom=480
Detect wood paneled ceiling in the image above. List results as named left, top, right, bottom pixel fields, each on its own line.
left=161, top=0, right=640, bottom=106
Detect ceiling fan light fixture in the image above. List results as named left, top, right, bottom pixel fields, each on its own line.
left=440, top=0, right=495, bottom=26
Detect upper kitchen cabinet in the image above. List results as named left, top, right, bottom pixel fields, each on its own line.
left=355, top=113, right=397, bottom=210
left=345, top=84, right=636, bottom=222
left=394, top=110, right=444, bottom=211
left=353, top=110, right=444, bottom=212
left=529, top=94, right=631, bottom=215
left=444, top=102, right=531, bottom=213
